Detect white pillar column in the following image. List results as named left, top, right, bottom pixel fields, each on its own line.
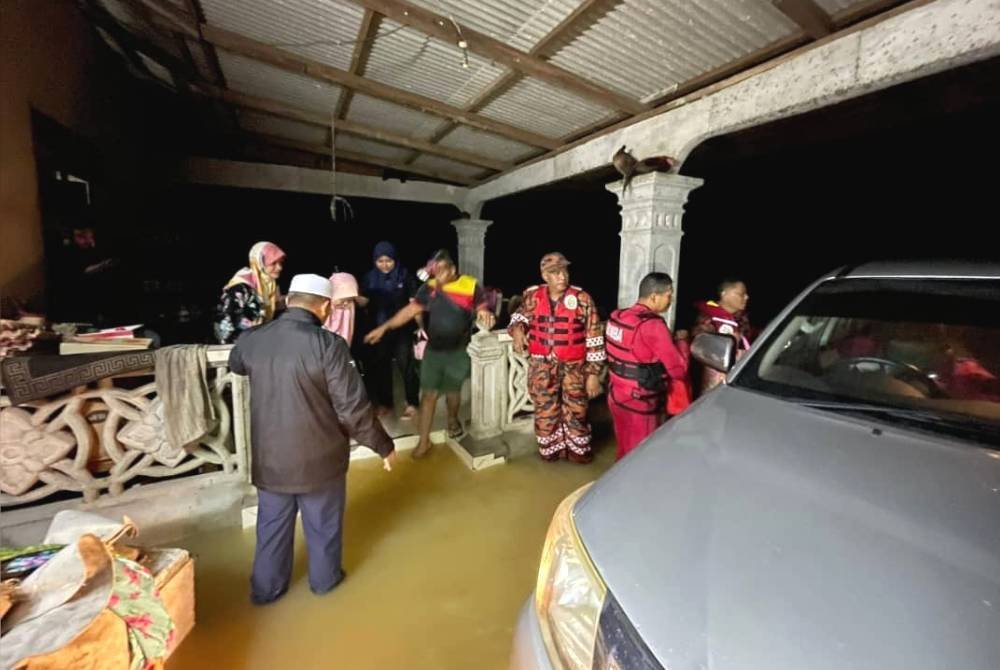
left=606, top=173, right=704, bottom=328
left=452, top=218, right=492, bottom=281
left=466, top=331, right=508, bottom=440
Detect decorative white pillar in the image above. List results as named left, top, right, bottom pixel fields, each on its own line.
left=606, top=173, right=704, bottom=328
left=466, top=330, right=508, bottom=440
left=452, top=218, right=491, bottom=281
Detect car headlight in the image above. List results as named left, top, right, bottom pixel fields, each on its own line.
left=534, top=484, right=607, bottom=669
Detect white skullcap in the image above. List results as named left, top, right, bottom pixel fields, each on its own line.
left=288, top=273, right=334, bottom=299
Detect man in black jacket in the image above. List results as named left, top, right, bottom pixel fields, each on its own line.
left=230, top=273, right=395, bottom=605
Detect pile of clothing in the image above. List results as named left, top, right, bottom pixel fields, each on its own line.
left=0, top=512, right=195, bottom=670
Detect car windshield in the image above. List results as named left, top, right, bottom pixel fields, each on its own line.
left=734, top=278, right=1000, bottom=446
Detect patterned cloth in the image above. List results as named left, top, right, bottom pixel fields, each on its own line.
left=215, top=242, right=286, bottom=344
left=0, top=351, right=156, bottom=405
left=110, top=557, right=175, bottom=670
left=528, top=359, right=592, bottom=462
left=214, top=283, right=264, bottom=344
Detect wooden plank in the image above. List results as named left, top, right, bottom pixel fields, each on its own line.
left=345, top=0, right=646, bottom=115
left=201, top=24, right=561, bottom=150
left=335, top=10, right=383, bottom=120
left=532, top=0, right=623, bottom=58
left=245, top=133, right=475, bottom=185
left=774, top=0, right=835, bottom=39
left=184, top=0, right=228, bottom=88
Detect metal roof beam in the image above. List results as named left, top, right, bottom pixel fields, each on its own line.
left=335, top=9, right=382, bottom=121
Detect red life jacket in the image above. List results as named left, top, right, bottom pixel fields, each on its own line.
left=605, top=307, right=668, bottom=414
left=527, top=286, right=587, bottom=361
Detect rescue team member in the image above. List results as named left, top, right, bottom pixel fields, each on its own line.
left=509, top=253, right=605, bottom=463
left=229, top=274, right=395, bottom=605
left=606, top=272, right=690, bottom=460
left=365, top=250, right=495, bottom=459
left=693, top=278, right=753, bottom=394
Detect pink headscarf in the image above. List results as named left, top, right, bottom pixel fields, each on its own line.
left=225, top=241, right=286, bottom=322
left=324, top=272, right=358, bottom=345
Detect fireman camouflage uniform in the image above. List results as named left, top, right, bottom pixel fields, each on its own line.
left=509, top=286, right=606, bottom=462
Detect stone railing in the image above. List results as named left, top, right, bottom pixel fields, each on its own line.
left=0, top=346, right=250, bottom=510
left=467, top=331, right=533, bottom=440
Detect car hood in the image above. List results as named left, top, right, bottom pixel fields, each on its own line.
left=575, top=387, right=1000, bottom=670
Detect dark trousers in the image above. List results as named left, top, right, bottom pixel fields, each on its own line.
left=369, top=330, right=420, bottom=408
left=251, top=479, right=347, bottom=600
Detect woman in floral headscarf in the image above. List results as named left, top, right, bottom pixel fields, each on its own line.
left=214, top=241, right=286, bottom=344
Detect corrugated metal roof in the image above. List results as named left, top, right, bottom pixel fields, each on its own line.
left=479, top=77, right=614, bottom=138
left=547, top=0, right=798, bottom=102
left=200, top=0, right=361, bottom=71
left=335, top=135, right=413, bottom=163
left=90, top=0, right=909, bottom=183
left=410, top=154, right=490, bottom=180
left=437, top=126, right=537, bottom=162
left=219, top=52, right=343, bottom=117
left=405, top=0, right=586, bottom=53
left=344, top=93, right=442, bottom=140
left=363, top=19, right=510, bottom=107
left=238, top=110, right=329, bottom=145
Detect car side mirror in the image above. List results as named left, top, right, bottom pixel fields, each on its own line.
left=692, top=333, right=736, bottom=373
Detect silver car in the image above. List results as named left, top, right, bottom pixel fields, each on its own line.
left=511, top=262, right=1000, bottom=670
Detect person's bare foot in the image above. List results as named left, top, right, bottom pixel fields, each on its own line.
left=401, top=405, right=419, bottom=420
left=412, top=440, right=432, bottom=459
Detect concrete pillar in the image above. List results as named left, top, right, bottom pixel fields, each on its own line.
left=466, top=330, right=508, bottom=440
left=606, top=173, right=704, bottom=328
left=452, top=218, right=491, bottom=281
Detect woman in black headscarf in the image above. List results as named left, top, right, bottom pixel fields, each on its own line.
left=360, top=241, right=421, bottom=418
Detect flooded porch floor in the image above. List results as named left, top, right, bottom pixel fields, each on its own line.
left=167, top=417, right=616, bottom=670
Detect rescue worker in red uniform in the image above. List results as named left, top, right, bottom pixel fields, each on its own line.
left=606, top=272, right=690, bottom=460
left=692, top=278, right=753, bottom=395
left=509, top=253, right=605, bottom=463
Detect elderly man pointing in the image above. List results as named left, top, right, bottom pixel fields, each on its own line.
left=230, top=273, right=395, bottom=605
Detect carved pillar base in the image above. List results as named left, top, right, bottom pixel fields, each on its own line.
left=466, top=331, right=508, bottom=440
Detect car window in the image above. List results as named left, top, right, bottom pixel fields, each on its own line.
left=736, top=278, right=1000, bottom=446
